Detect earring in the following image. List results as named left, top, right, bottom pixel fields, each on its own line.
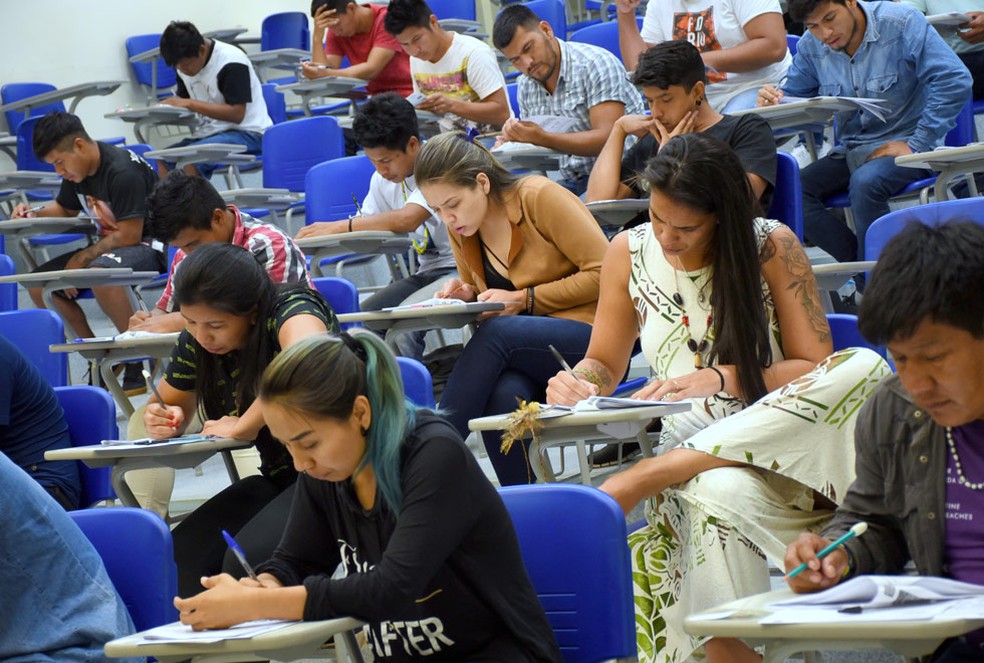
left=696, top=98, right=702, bottom=107
left=360, top=426, right=369, bottom=437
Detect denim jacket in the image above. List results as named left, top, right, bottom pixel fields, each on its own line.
left=782, top=0, right=972, bottom=160
left=822, top=374, right=948, bottom=578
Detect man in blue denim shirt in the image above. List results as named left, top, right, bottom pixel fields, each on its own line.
left=756, top=0, right=971, bottom=264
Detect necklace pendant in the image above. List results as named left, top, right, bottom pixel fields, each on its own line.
left=687, top=339, right=699, bottom=353
left=694, top=353, right=703, bottom=369
left=672, top=292, right=683, bottom=306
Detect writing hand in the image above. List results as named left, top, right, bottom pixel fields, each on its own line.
left=545, top=369, right=599, bottom=405
left=500, top=118, right=542, bottom=145
left=11, top=202, right=37, bottom=219
left=144, top=402, right=184, bottom=438
left=175, top=574, right=257, bottom=630
left=435, top=278, right=477, bottom=301
left=757, top=84, right=784, bottom=107
left=785, top=532, right=848, bottom=593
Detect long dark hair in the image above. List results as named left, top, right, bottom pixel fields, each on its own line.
left=173, top=243, right=286, bottom=420
left=642, top=133, right=771, bottom=402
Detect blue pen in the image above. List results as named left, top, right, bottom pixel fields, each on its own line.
left=222, top=529, right=259, bottom=581
left=787, top=521, right=868, bottom=579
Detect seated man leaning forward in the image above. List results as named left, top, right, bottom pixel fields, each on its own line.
left=130, top=171, right=311, bottom=335
left=492, top=3, right=645, bottom=196
left=11, top=112, right=163, bottom=392
left=295, top=93, right=457, bottom=360
left=757, top=0, right=971, bottom=264
left=384, top=0, right=512, bottom=133
left=585, top=40, right=777, bottom=212
left=157, top=20, right=272, bottom=180
left=786, top=220, right=984, bottom=663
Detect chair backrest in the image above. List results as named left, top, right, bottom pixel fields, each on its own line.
left=768, top=151, right=804, bottom=240
left=397, top=356, right=436, bottom=408
left=312, top=276, right=361, bottom=330
left=522, top=0, right=567, bottom=38
left=261, top=11, right=311, bottom=51
left=305, top=154, right=377, bottom=222
left=865, top=197, right=984, bottom=261
left=2, top=82, right=62, bottom=135
left=498, top=484, right=635, bottom=663
left=125, top=34, right=178, bottom=98
left=125, top=143, right=159, bottom=173
left=827, top=313, right=887, bottom=359
left=16, top=115, right=54, bottom=172
left=263, top=115, right=346, bottom=191
left=946, top=98, right=975, bottom=148
left=54, top=386, right=117, bottom=505
left=0, top=309, right=67, bottom=386
left=786, top=33, right=800, bottom=57
left=428, top=0, right=477, bottom=21
left=262, top=83, right=288, bottom=125
left=0, top=254, right=15, bottom=312
left=568, top=20, right=636, bottom=60
left=506, top=82, right=520, bottom=118
left=69, top=508, right=178, bottom=631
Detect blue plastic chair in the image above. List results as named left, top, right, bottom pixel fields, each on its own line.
left=54, top=386, right=117, bottom=506
left=397, top=356, right=436, bottom=408
left=498, top=484, right=635, bottom=663
left=768, top=151, right=804, bottom=240
left=0, top=309, right=68, bottom=386
left=126, top=33, right=178, bottom=102
left=312, top=276, right=362, bottom=330
left=264, top=116, right=346, bottom=192
left=786, top=34, right=800, bottom=57
left=865, top=196, right=984, bottom=261
left=522, top=0, right=567, bottom=37
left=0, top=254, right=15, bottom=312
left=428, top=0, right=478, bottom=22
left=506, top=82, right=520, bottom=117
left=568, top=19, right=641, bottom=61
left=2, top=82, right=64, bottom=135
left=69, top=507, right=178, bottom=631
left=261, top=12, right=311, bottom=51
left=827, top=313, right=887, bottom=360
left=262, top=83, right=288, bottom=125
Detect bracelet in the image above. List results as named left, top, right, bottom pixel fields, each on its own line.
left=525, top=286, right=535, bottom=315
left=348, top=216, right=353, bottom=233
left=706, top=365, right=726, bottom=393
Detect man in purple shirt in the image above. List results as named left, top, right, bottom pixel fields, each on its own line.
left=785, top=220, right=984, bottom=662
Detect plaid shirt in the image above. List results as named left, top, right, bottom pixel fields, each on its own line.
left=156, top=207, right=312, bottom=313
left=517, top=39, right=645, bottom=181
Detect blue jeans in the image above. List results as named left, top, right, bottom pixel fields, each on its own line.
left=557, top=174, right=589, bottom=197
left=0, top=453, right=137, bottom=662
left=165, top=129, right=264, bottom=179
left=361, top=267, right=456, bottom=359
left=800, top=152, right=930, bottom=262
left=439, top=315, right=593, bottom=486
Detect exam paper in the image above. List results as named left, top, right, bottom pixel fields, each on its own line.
left=383, top=297, right=466, bottom=311
left=927, top=12, right=972, bottom=26
left=781, top=95, right=890, bottom=122
left=771, top=575, right=984, bottom=610
left=132, top=619, right=293, bottom=644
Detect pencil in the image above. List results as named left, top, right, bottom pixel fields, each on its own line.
left=787, top=522, right=868, bottom=579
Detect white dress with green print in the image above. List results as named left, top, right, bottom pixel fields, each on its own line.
left=626, top=218, right=891, bottom=662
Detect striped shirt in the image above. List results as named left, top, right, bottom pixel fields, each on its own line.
left=156, top=206, right=312, bottom=313
left=517, top=39, right=645, bottom=181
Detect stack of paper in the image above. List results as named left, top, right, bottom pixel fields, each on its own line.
left=782, top=95, right=891, bottom=122
left=131, top=619, right=294, bottom=645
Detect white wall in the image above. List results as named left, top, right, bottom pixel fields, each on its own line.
left=0, top=1, right=299, bottom=150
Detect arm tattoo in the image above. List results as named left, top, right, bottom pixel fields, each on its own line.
left=573, top=359, right=614, bottom=393
left=777, top=232, right=832, bottom=344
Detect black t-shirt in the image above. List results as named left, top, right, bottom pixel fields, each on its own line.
left=176, top=41, right=253, bottom=105
left=620, top=113, right=777, bottom=210
left=257, top=415, right=563, bottom=663
left=55, top=142, right=158, bottom=238
left=165, top=287, right=339, bottom=483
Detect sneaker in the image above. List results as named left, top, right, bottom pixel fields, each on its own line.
left=121, top=363, right=147, bottom=397
left=788, top=139, right=831, bottom=169
left=588, top=442, right=642, bottom=469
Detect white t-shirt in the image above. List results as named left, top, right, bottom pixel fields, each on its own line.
left=640, top=0, right=792, bottom=109
left=410, top=32, right=512, bottom=133
left=902, top=0, right=984, bottom=54
left=361, top=173, right=456, bottom=273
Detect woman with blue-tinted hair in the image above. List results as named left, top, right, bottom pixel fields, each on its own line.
left=174, top=331, right=562, bottom=663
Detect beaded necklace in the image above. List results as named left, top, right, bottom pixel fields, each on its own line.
left=947, top=426, right=984, bottom=491
left=672, top=257, right=713, bottom=368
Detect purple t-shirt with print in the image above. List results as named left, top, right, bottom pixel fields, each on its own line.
left=944, top=419, right=984, bottom=586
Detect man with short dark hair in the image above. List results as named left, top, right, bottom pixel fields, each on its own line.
left=384, top=0, right=511, bottom=133
left=158, top=20, right=271, bottom=179
left=296, top=93, right=456, bottom=359
left=586, top=40, right=776, bottom=208
left=129, top=172, right=310, bottom=335
left=786, top=220, right=984, bottom=663
left=758, top=0, right=971, bottom=264
left=11, top=112, right=162, bottom=393
left=302, top=0, right=413, bottom=97
left=492, top=4, right=645, bottom=195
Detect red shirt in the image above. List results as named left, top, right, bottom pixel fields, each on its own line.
left=324, top=4, right=413, bottom=97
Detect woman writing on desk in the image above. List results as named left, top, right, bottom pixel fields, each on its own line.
left=546, top=134, right=890, bottom=663
left=174, top=332, right=562, bottom=662
left=145, top=242, right=338, bottom=598
left=413, top=132, right=610, bottom=486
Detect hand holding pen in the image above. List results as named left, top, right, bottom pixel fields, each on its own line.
left=143, top=370, right=185, bottom=437
left=785, top=522, right=868, bottom=592
left=545, top=345, right=598, bottom=405
left=435, top=277, right=477, bottom=302
left=756, top=84, right=785, bottom=107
